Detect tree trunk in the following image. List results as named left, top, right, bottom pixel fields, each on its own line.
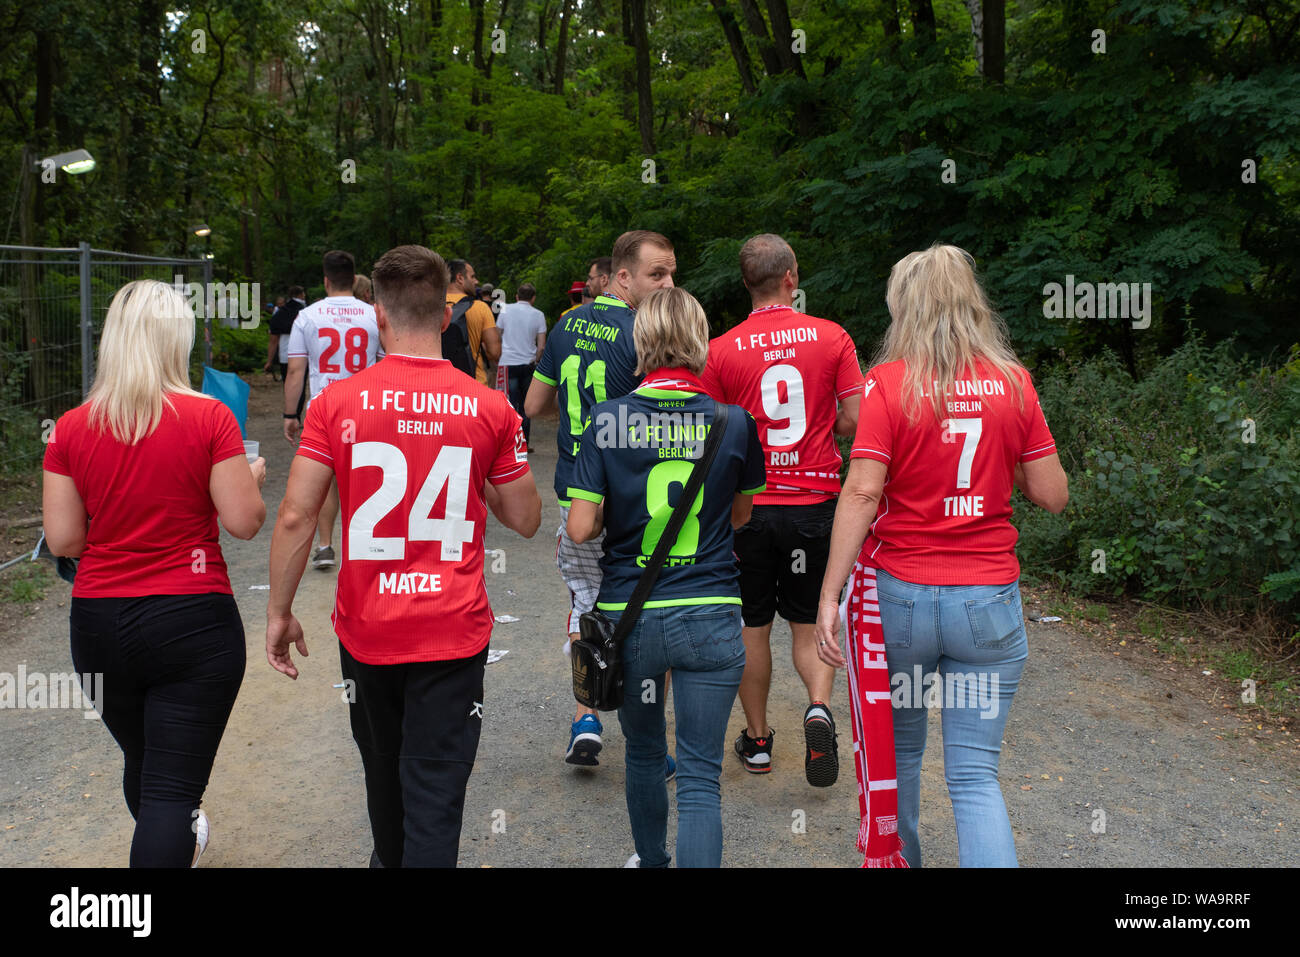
left=620, top=0, right=635, bottom=124
left=554, top=0, right=572, bottom=95
left=708, top=0, right=757, bottom=93
left=630, top=0, right=655, bottom=154
left=910, top=0, right=936, bottom=44
left=964, top=0, right=984, bottom=72
left=736, top=0, right=782, bottom=76
left=764, top=0, right=804, bottom=77
left=123, top=0, right=164, bottom=252
left=883, top=0, right=901, bottom=39
left=983, top=0, right=1005, bottom=82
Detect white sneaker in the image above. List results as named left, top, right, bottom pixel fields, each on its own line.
left=192, top=808, right=210, bottom=868
left=624, top=853, right=640, bottom=868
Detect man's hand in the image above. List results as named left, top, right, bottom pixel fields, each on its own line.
left=815, top=596, right=846, bottom=669
left=267, top=614, right=309, bottom=679
left=283, top=416, right=300, bottom=444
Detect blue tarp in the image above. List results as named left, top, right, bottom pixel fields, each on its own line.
left=201, top=366, right=250, bottom=437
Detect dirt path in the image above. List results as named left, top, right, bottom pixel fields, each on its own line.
left=2, top=376, right=1296, bottom=867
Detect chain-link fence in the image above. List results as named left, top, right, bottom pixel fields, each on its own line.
left=0, top=244, right=210, bottom=471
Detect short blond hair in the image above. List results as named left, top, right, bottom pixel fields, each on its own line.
left=634, top=287, right=709, bottom=375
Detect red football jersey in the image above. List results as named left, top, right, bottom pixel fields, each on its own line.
left=296, top=353, right=530, bottom=664
left=850, top=358, right=1058, bottom=585
left=701, top=306, right=862, bottom=505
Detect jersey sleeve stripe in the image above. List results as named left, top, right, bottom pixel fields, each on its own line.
left=837, top=384, right=863, bottom=399
left=851, top=446, right=891, bottom=461
left=296, top=444, right=333, bottom=464
left=1020, top=443, right=1058, bottom=461
left=488, top=462, right=530, bottom=483
left=532, top=370, right=557, bottom=386
left=740, top=483, right=767, bottom=495
left=566, top=487, right=604, bottom=504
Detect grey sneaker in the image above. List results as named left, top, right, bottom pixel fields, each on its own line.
left=312, top=545, right=336, bottom=569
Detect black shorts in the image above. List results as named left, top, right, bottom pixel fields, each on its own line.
left=733, top=499, right=837, bottom=627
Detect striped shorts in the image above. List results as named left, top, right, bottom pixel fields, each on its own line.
left=556, top=505, right=605, bottom=634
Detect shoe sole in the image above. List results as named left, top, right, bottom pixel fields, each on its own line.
left=313, top=559, right=336, bottom=568
left=804, top=718, right=838, bottom=787
left=566, top=733, right=602, bottom=766
left=735, top=739, right=772, bottom=774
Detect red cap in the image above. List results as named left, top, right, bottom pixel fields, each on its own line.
left=569, top=281, right=587, bottom=294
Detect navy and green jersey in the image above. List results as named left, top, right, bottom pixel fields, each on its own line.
left=533, top=295, right=641, bottom=504
left=567, top=386, right=767, bottom=611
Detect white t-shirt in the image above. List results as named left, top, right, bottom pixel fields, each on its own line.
left=287, top=295, right=380, bottom=397
left=496, top=301, right=547, bottom=367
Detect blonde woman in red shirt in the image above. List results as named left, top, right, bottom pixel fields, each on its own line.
left=43, top=279, right=266, bottom=867
left=815, top=245, right=1068, bottom=867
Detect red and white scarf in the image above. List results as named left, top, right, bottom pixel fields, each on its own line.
left=842, top=561, right=909, bottom=868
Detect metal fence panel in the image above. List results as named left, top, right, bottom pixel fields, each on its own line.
left=0, top=244, right=207, bottom=472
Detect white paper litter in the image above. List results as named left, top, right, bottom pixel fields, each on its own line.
left=493, top=614, right=520, bottom=623
left=487, top=649, right=510, bottom=664
left=1032, top=615, right=1062, bottom=623
left=249, top=584, right=271, bottom=590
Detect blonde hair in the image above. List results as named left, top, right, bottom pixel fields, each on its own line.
left=875, top=244, right=1025, bottom=423
left=87, top=279, right=208, bottom=443
left=634, top=287, right=710, bottom=376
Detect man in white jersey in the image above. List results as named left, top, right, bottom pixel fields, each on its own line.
left=283, top=250, right=381, bottom=568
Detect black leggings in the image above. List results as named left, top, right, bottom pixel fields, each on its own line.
left=70, top=593, right=246, bottom=867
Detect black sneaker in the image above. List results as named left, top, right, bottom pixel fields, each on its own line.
left=312, top=545, right=336, bottom=569
left=803, top=702, right=839, bottom=787
left=734, top=728, right=773, bottom=774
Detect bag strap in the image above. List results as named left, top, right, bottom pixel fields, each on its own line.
left=448, top=295, right=474, bottom=329
left=611, top=401, right=731, bottom=643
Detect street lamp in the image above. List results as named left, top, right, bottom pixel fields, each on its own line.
left=35, top=149, right=96, bottom=175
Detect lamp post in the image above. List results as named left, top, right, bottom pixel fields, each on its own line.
left=190, top=224, right=213, bottom=366
left=16, top=146, right=95, bottom=404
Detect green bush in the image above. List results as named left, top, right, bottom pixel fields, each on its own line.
left=1016, top=334, right=1300, bottom=626
left=209, top=323, right=269, bottom=375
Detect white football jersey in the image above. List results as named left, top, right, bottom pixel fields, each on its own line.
left=287, top=296, right=381, bottom=397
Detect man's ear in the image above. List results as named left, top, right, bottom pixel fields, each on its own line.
left=375, top=301, right=390, bottom=332
left=440, top=302, right=452, bottom=333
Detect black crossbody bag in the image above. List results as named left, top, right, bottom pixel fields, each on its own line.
left=571, top=402, right=731, bottom=711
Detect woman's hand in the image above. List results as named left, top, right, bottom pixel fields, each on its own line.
left=250, top=456, right=267, bottom=489
left=815, top=595, right=846, bottom=669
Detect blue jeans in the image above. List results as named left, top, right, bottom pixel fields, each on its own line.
left=875, top=568, right=1028, bottom=868
left=616, top=603, right=745, bottom=867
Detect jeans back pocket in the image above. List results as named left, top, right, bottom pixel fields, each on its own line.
left=965, top=587, right=1025, bottom=650
left=877, top=592, right=914, bottom=648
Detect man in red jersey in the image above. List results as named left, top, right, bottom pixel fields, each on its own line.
left=266, top=245, right=542, bottom=867
left=700, top=233, right=863, bottom=787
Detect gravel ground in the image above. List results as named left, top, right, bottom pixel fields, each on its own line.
left=2, top=376, right=1296, bottom=867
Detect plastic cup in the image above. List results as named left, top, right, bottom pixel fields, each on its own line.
left=243, top=440, right=260, bottom=463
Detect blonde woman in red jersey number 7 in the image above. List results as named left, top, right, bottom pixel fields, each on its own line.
left=266, top=245, right=541, bottom=867
left=815, top=245, right=1068, bottom=867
